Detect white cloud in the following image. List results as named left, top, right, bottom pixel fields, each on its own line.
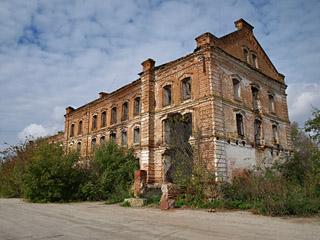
left=0, top=0, right=320, bottom=146
left=287, top=83, right=320, bottom=125
left=18, top=124, right=49, bottom=141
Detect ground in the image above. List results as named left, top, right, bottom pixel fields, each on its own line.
left=0, top=199, right=319, bottom=240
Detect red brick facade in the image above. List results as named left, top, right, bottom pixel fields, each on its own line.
left=63, top=19, right=291, bottom=184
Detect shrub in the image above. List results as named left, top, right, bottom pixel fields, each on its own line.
left=80, top=141, right=139, bottom=202
left=0, top=140, right=37, bottom=197
left=23, top=142, right=85, bottom=202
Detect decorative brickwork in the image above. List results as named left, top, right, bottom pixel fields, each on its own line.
left=62, top=19, right=291, bottom=184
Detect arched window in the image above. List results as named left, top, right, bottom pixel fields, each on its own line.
left=268, top=94, right=275, bottom=113
left=133, top=127, right=140, bottom=144
left=110, top=131, right=116, bottom=142
left=251, top=86, right=260, bottom=111
left=77, top=142, right=81, bottom=151
left=254, top=119, right=262, bottom=146
left=233, top=78, right=241, bottom=100
left=252, top=53, right=258, bottom=68
left=91, top=138, right=96, bottom=150
left=121, top=130, right=127, bottom=146
left=181, top=77, right=191, bottom=100
left=92, top=115, right=97, bottom=130
left=134, top=97, right=141, bottom=115
left=100, top=136, right=105, bottom=144
left=272, top=124, right=279, bottom=144
left=70, top=124, right=75, bottom=137
left=78, top=120, right=83, bottom=135
left=122, top=102, right=128, bottom=121
left=163, top=85, right=172, bottom=107
left=243, top=48, right=249, bottom=63
left=101, top=111, right=106, bottom=127
left=111, top=107, right=117, bottom=124
left=236, top=113, right=244, bottom=137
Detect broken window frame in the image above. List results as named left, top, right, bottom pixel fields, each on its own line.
left=100, top=136, right=105, bottom=144
left=254, top=119, right=262, bottom=146
left=111, top=107, right=117, bottom=124
left=133, top=97, right=141, bottom=116
left=251, top=86, right=260, bottom=111
left=251, top=53, right=259, bottom=68
left=181, top=77, right=191, bottom=101
left=133, top=127, right=140, bottom=144
left=109, top=131, right=116, bottom=142
left=101, top=111, right=107, bottom=127
left=232, top=78, right=241, bottom=100
left=91, top=138, right=96, bottom=150
left=121, top=102, right=129, bottom=121
left=268, top=94, right=275, bottom=114
left=163, top=85, right=172, bottom=107
left=70, top=124, right=75, bottom=137
left=92, top=115, right=97, bottom=130
left=78, top=120, right=83, bottom=135
left=163, top=119, right=171, bottom=144
left=243, top=47, right=250, bottom=63
left=121, top=130, right=127, bottom=146
left=77, top=142, right=81, bottom=151
left=272, top=124, right=279, bottom=144
left=236, top=113, right=244, bottom=137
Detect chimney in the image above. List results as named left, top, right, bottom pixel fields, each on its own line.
left=234, top=18, right=254, bottom=32
left=98, top=92, right=108, bottom=98
left=141, top=58, right=155, bottom=72
left=65, top=106, right=74, bottom=115
left=195, top=32, right=217, bottom=49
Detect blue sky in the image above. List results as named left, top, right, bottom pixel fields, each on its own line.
left=0, top=0, right=319, bottom=148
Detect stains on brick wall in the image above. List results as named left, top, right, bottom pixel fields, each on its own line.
left=63, top=19, right=291, bottom=183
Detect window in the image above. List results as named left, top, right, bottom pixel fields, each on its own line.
left=163, top=85, right=172, bottom=107
left=77, top=142, right=81, bottom=151
left=272, top=124, right=279, bottom=144
left=236, top=113, right=244, bottom=137
left=134, top=97, right=141, bottom=115
left=254, top=119, right=262, bottom=146
left=233, top=78, right=241, bottom=99
left=243, top=48, right=249, bottom=63
left=121, top=130, right=127, bottom=146
left=182, top=77, right=191, bottom=100
left=110, top=131, right=116, bottom=142
left=100, top=136, right=105, bottom=144
left=91, top=138, right=96, bottom=150
left=251, top=86, right=260, bottom=111
left=122, top=102, right=128, bottom=121
left=111, top=107, right=117, bottom=124
left=133, top=127, right=140, bottom=144
left=163, top=119, right=171, bottom=144
left=268, top=95, right=275, bottom=113
left=78, top=121, right=83, bottom=135
left=92, top=115, right=97, bottom=130
left=252, top=53, right=258, bottom=68
left=101, top=111, right=106, bottom=127
left=70, top=124, right=75, bottom=137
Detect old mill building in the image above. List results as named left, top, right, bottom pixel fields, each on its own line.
left=61, top=19, right=291, bottom=184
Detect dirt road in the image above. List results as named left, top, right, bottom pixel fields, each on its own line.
left=0, top=198, right=319, bottom=240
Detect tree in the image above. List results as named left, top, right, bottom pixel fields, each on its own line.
left=305, top=108, right=320, bottom=144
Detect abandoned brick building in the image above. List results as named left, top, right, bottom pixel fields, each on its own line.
left=63, top=19, right=291, bottom=184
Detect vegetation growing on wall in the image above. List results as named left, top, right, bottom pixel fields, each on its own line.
left=174, top=113, right=320, bottom=216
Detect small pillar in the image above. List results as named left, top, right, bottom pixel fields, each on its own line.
left=133, top=170, right=147, bottom=197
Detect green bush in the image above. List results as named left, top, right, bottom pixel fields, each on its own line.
left=23, top=142, right=85, bottom=202
left=80, top=141, right=139, bottom=202
left=0, top=141, right=37, bottom=197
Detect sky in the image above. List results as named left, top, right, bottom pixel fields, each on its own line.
left=0, top=0, right=319, bottom=148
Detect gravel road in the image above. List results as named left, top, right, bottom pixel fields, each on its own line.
left=0, top=198, right=319, bottom=240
